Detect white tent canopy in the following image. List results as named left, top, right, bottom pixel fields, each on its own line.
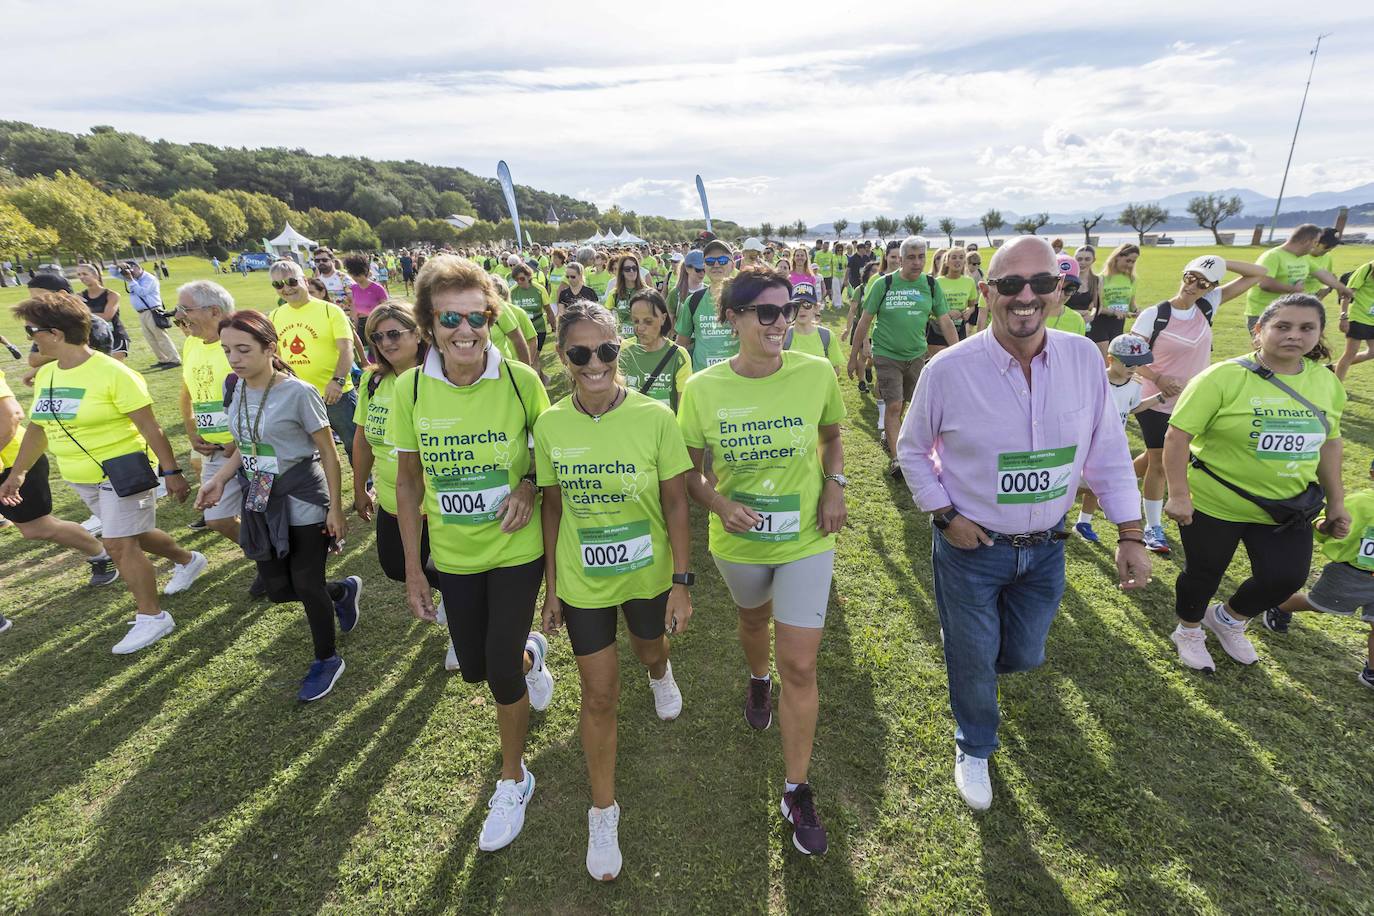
left=445, top=214, right=476, bottom=230
left=585, top=231, right=605, bottom=244
left=267, top=222, right=316, bottom=254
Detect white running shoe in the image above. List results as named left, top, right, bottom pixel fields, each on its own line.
left=649, top=660, right=683, bottom=721
left=1202, top=603, right=1259, bottom=665
left=524, top=632, right=554, bottom=711
left=1171, top=624, right=1215, bottom=672
left=444, top=641, right=461, bottom=672
left=112, top=612, right=175, bottom=654
left=80, top=515, right=103, bottom=536
left=954, top=749, right=992, bottom=811
left=478, top=766, right=535, bottom=852
left=434, top=594, right=447, bottom=626
left=164, top=551, right=208, bottom=595
left=586, top=802, right=623, bottom=881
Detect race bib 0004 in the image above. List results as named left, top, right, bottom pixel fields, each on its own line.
left=996, top=446, right=1077, bottom=504
left=435, top=469, right=509, bottom=526
left=578, top=520, right=653, bottom=576
left=1255, top=418, right=1325, bottom=462
left=733, top=492, right=801, bottom=541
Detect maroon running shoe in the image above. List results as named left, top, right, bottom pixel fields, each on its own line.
left=745, top=676, right=772, bottom=730
left=781, top=783, right=828, bottom=855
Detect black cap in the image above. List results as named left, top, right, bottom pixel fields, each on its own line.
left=27, top=272, right=72, bottom=293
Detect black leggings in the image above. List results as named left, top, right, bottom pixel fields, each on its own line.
left=562, top=590, right=669, bottom=657
left=375, top=507, right=438, bottom=588
left=437, top=556, right=544, bottom=705
left=1175, top=509, right=1313, bottom=622
left=256, top=524, right=347, bottom=660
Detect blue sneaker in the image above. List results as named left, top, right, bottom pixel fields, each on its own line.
left=1074, top=521, right=1099, bottom=543
left=1143, top=525, right=1171, bottom=555
left=334, top=576, right=362, bottom=633
left=299, top=655, right=345, bottom=702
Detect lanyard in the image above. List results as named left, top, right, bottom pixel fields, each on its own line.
left=238, top=372, right=280, bottom=461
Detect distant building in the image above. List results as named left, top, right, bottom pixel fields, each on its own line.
left=546, top=205, right=559, bottom=229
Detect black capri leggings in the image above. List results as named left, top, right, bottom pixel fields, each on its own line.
left=437, top=556, right=544, bottom=705
left=375, top=507, right=438, bottom=588
left=562, top=590, right=669, bottom=657
left=256, top=524, right=348, bottom=660
left=1174, top=509, right=1313, bottom=623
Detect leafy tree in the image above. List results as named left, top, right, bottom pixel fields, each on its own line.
left=118, top=191, right=196, bottom=249
left=0, top=199, right=59, bottom=256
left=149, top=142, right=215, bottom=195
left=1119, top=203, right=1169, bottom=244
left=938, top=218, right=957, bottom=246
left=414, top=217, right=462, bottom=246
left=873, top=216, right=898, bottom=238
left=832, top=218, right=849, bottom=238
left=77, top=129, right=161, bottom=190
left=1186, top=193, right=1245, bottom=244
left=172, top=189, right=248, bottom=244
left=979, top=209, right=1004, bottom=244
left=7, top=172, right=149, bottom=256
left=337, top=224, right=381, bottom=250
left=1013, top=212, right=1050, bottom=235
left=759, top=221, right=773, bottom=239
left=1078, top=213, right=1103, bottom=245
left=2, top=128, right=79, bottom=177
left=348, top=184, right=403, bottom=225
left=221, top=189, right=277, bottom=242
left=436, top=190, right=476, bottom=217
left=902, top=213, right=927, bottom=237
left=858, top=220, right=872, bottom=238
left=793, top=219, right=807, bottom=238
left=376, top=215, right=419, bottom=246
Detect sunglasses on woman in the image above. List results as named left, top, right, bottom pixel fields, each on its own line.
left=271, top=278, right=301, bottom=290
left=437, top=310, right=492, bottom=329
left=370, top=328, right=413, bottom=343
left=703, top=255, right=732, bottom=267
left=733, top=302, right=799, bottom=326
left=564, top=341, right=621, bottom=366
left=622, top=264, right=639, bottom=272
left=1181, top=272, right=1217, bottom=291
left=988, top=274, right=1061, bottom=297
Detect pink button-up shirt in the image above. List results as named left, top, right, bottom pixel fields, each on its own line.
left=897, top=329, right=1140, bottom=533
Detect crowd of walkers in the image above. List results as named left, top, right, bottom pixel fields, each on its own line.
left=1, top=224, right=1371, bottom=881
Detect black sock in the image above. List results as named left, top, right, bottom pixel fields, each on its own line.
left=863, top=367, right=872, bottom=383
left=326, top=582, right=345, bottom=602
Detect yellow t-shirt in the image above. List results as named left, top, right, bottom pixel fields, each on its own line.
left=30, top=352, right=153, bottom=484
left=270, top=298, right=355, bottom=396
left=181, top=335, right=235, bottom=445
left=0, top=374, right=24, bottom=471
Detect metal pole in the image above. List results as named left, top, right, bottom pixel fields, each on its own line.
left=1268, top=34, right=1331, bottom=243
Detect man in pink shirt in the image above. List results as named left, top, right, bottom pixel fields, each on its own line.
left=896, top=236, right=1151, bottom=812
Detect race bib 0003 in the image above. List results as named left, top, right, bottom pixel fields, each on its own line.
left=733, top=492, right=801, bottom=542
left=996, top=446, right=1076, bottom=504
left=578, top=520, right=653, bottom=576
left=1255, top=418, right=1325, bottom=462
left=435, top=469, right=509, bottom=526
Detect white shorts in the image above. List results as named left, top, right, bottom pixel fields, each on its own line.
left=200, top=451, right=242, bottom=522
left=70, top=481, right=157, bottom=538
left=712, top=549, right=835, bottom=628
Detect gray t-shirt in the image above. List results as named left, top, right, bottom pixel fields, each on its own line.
left=228, top=375, right=330, bottom=525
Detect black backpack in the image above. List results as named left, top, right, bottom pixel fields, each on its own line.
left=1147, top=299, right=1214, bottom=349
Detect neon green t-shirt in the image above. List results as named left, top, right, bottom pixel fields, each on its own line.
left=489, top=304, right=528, bottom=362
left=389, top=354, right=550, bottom=574
left=673, top=285, right=738, bottom=372
left=0, top=374, right=25, bottom=471
left=270, top=298, right=355, bottom=395
left=605, top=291, right=638, bottom=340
left=862, top=272, right=949, bottom=361
left=1169, top=357, right=1345, bottom=524
left=620, top=342, right=691, bottom=410
left=354, top=370, right=401, bottom=513
left=678, top=351, right=846, bottom=564
left=181, top=335, right=235, bottom=445
left=1101, top=274, right=1135, bottom=316
left=935, top=274, right=977, bottom=325
left=537, top=255, right=550, bottom=273
left=1245, top=246, right=1310, bottom=317
left=547, top=267, right=566, bottom=299
left=510, top=282, right=549, bottom=334
left=1045, top=309, right=1087, bottom=335
left=534, top=391, right=692, bottom=606
left=785, top=325, right=844, bottom=370
left=814, top=250, right=834, bottom=279
left=31, top=352, right=153, bottom=484
left=1303, top=251, right=1333, bottom=296
left=586, top=269, right=613, bottom=297
left=1316, top=489, right=1374, bottom=567
left=1346, top=263, right=1374, bottom=327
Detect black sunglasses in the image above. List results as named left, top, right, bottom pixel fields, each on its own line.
left=988, top=274, right=1061, bottom=297
left=732, top=302, right=799, bottom=326
left=23, top=325, right=54, bottom=338
left=564, top=341, right=621, bottom=366
left=622, top=264, right=639, bottom=272
left=437, top=310, right=491, bottom=329
left=271, top=278, right=301, bottom=290
left=370, top=328, right=413, bottom=344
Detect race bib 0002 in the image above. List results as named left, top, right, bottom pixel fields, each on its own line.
left=435, top=469, right=509, bottom=526
left=733, top=492, right=801, bottom=542
left=1255, top=418, right=1325, bottom=462
left=996, top=446, right=1077, bottom=504
left=578, top=520, right=653, bottom=576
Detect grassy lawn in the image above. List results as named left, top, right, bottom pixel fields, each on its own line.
left=2, top=246, right=1373, bottom=914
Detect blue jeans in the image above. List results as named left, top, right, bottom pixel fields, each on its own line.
left=931, top=527, right=1066, bottom=759
left=326, top=388, right=358, bottom=466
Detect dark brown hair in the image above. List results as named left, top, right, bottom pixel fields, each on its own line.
left=717, top=264, right=793, bottom=321
left=1256, top=293, right=1331, bottom=362
left=12, top=291, right=90, bottom=344
left=628, top=288, right=672, bottom=337
left=218, top=309, right=291, bottom=373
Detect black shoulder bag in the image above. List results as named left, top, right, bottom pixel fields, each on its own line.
left=43, top=390, right=159, bottom=498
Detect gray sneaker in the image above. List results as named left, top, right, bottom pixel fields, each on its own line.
left=87, top=555, right=120, bottom=587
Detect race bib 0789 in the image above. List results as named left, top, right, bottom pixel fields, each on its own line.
left=996, top=446, right=1077, bottom=504
left=1255, top=418, right=1325, bottom=462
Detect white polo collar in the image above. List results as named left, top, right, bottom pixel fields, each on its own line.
left=422, top=343, right=502, bottom=387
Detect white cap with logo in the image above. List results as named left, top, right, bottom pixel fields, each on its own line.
left=1183, top=255, right=1226, bottom=284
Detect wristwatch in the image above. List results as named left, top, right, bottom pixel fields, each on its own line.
left=932, top=508, right=958, bottom=530
left=671, top=572, right=696, bottom=587
left=330, top=376, right=347, bottom=385
left=160, top=467, right=184, bottom=477
left=823, top=473, right=848, bottom=488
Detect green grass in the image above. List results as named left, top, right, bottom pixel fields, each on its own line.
left=2, top=247, right=1374, bottom=914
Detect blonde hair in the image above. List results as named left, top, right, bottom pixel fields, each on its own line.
left=1104, top=244, right=1139, bottom=280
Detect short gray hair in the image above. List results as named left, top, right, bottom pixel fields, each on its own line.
left=177, top=279, right=235, bottom=313
left=270, top=259, right=305, bottom=281
left=576, top=246, right=596, bottom=266
left=899, top=236, right=929, bottom=257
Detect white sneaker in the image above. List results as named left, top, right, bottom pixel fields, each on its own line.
left=1171, top=624, right=1215, bottom=672
left=586, top=802, right=623, bottom=881
left=1202, top=603, right=1259, bottom=665
left=444, top=641, right=461, bottom=672
left=524, top=632, right=554, bottom=711
left=80, top=515, right=103, bottom=536
left=954, top=749, right=992, bottom=811
left=649, top=660, right=683, bottom=721
left=435, top=594, right=447, bottom=626
left=478, top=766, right=534, bottom=852
left=112, top=612, right=175, bottom=654
left=164, top=551, right=208, bottom=595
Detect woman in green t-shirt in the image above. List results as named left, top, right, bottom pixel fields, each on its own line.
left=679, top=265, right=847, bottom=857
left=1164, top=294, right=1348, bottom=673
left=619, top=290, right=690, bottom=411
left=508, top=263, right=556, bottom=353
left=535, top=301, right=694, bottom=881
left=1088, top=243, right=1139, bottom=358
left=604, top=252, right=650, bottom=341
left=391, top=256, right=554, bottom=855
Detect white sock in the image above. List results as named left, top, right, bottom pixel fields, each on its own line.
left=1144, top=498, right=1164, bottom=529
left=877, top=401, right=887, bottom=431
left=1077, top=511, right=1092, bottom=526
left=91, top=550, right=109, bottom=561
left=136, top=611, right=165, bottom=620
left=785, top=780, right=801, bottom=793
left=751, top=673, right=770, bottom=683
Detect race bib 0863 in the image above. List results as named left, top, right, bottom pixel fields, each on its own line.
left=996, top=446, right=1077, bottom=504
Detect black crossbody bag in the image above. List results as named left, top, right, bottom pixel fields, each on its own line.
left=48, top=412, right=159, bottom=497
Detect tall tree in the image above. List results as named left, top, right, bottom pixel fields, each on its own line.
left=436, top=190, right=476, bottom=217
left=1078, top=213, right=1103, bottom=246
left=1186, top=193, right=1245, bottom=244
left=348, top=184, right=403, bottom=225
left=902, top=213, right=927, bottom=237
left=0, top=199, right=59, bottom=257
left=858, top=220, right=871, bottom=238
left=832, top=218, right=849, bottom=238
left=2, top=128, right=79, bottom=177
left=1119, top=203, right=1170, bottom=244
left=793, top=219, right=808, bottom=238
left=759, top=221, right=773, bottom=239
left=1013, top=212, right=1050, bottom=235
left=172, top=189, right=248, bottom=244
left=979, top=209, right=1004, bottom=245
left=77, top=129, right=161, bottom=190
left=938, top=218, right=957, bottom=246
left=7, top=171, right=150, bottom=256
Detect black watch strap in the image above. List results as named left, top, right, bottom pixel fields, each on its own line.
left=672, top=572, right=695, bottom=587
left=932, top=508, right=958, bottom=530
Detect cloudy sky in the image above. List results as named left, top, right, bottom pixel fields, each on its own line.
left=6, top=1, right=1372, bottom=225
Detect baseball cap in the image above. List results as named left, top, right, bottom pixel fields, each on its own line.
left=684, top=250, right=706, bottom=269
left=743, top=237, right=764, bottom=252
left=27, top=272, right=73, bottom=293
left=702, top=239, right=734, bottom=258
left=791, top=279, right=818, bottom=304
left=1183, top=254, right=1226, bottom=285
left=1108, top=334, right=1154, bottom=366
left=669, top=251, right=684, bottom=263
left=1056, top=254, right=1080, bottom=281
